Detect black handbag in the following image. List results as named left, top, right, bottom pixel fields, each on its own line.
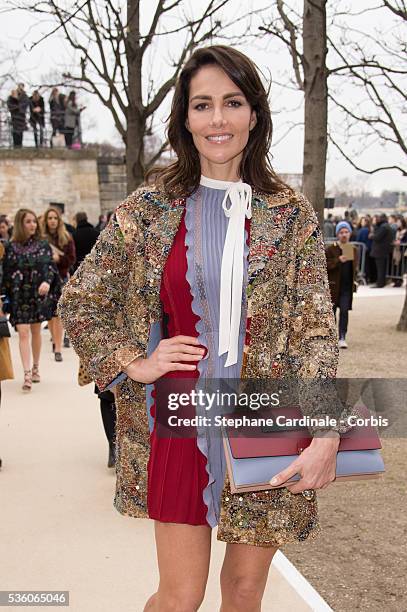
left=0, top=315, right=11, bottom=338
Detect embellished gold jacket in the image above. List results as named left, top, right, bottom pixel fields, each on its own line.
left=58, top=185, right=340, bottom=547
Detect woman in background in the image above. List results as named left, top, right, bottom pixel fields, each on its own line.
left=392, top=216, right=407, bottom=287
left=49, top=88, right=64, bottom=143
left=29, top=90, right=45, bottom=148
left=356, top=215, right=375, bottom=284
left=64, top=91, right=85, bottom=148
left=0, top=241, right=15, bottom=469
left=41, top=207, right=75, bottom=362
left=2, top=209, right=57, bottom=391
left=7, top=89, right=27, bottom=148
left=0, top=216, right=12, bottom=243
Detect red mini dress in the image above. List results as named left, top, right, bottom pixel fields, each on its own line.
left=147, top=208, right=210, bottom=525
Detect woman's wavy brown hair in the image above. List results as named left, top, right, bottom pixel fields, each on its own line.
left=12, top=208, right=42, bottom=243
left=148, top=45, right=290, bottom=198
left=41, top=206, right=72, bottom=248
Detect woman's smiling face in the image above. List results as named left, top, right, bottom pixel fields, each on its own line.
left=186, top=64, right=256, bottom=178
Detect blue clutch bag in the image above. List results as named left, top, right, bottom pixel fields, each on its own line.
left=223, top=404, right=385, bottom=494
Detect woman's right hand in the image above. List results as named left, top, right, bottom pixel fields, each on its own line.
left=38, top=281, right=50, bottom=296
left=124, top=335, right=206, bottom=384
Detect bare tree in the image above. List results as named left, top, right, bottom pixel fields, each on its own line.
left=328, top=1, right=407, bottom=332
left=7, top=0, right=242, bottom=192
left=0, top=44, right=22, bottom=146
left=382, top=0, right=407, bottom=20
left=327, top=6, right=406, bottom=177
left=260, top=0, right=328, bottom=224
left=302, top=0, right=328, bottom=224
left=259, top=0, right=406, bottom=223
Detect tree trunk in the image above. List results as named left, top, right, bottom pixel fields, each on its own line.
left=126, top=107, right=145, bottom=193
left=396, top=287, right=407, bottom=331
left=126, top=0, right=145, bottom=193
left=302, top=0, right=328, bottom=226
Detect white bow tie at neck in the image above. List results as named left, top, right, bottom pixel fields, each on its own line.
left=218, top=182, right=252, bottom=367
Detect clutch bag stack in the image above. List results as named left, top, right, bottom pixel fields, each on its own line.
left=223, top=404, right=385, bottom=494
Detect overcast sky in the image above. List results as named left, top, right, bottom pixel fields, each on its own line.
left=1, top=0, right=406, bottom=196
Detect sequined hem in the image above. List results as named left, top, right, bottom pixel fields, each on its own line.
left=113, top=494, right=148, bottom=519
left=216, top=473, right=321, bottom=548
left=216, top=521, right=322, bottom=548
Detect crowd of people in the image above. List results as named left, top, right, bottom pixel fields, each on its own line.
left=6, top=83, right=86, bottom=149
left=0, top=208, right=114, bottom=469
left=0, top=207, right=109, bottom=376
left=323, top=210, right=407, bottom=348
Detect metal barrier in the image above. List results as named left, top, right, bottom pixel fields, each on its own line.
left=0, top=105, right=82, bottom=148
left=324, top=238, right=407, bottom=285
left=0, top=106, right=57, bottom=148
left=387, top=243, right=407, bottom=281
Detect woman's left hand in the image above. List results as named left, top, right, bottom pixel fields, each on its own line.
left=38, top=282, right=50, bottom=296
left=269, top=432, right=340, bottom=493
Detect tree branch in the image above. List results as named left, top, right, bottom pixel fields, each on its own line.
left=145, top=137, right=169, bottom=169
left=382, top=0, right=407, bottom=20
left=328, top=132, right=406, bottom=176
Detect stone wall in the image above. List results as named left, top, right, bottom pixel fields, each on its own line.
left=97, top=156, right=127, bottom=214
left=0, top=148, right=101, bottom=224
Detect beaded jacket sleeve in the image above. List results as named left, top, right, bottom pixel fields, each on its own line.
left=58, top=211, right=146, bottom=389
left=286, top=196, right=355, bottom=436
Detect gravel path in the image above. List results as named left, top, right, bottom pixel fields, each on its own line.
left=283, top=291, right=407, bottom=611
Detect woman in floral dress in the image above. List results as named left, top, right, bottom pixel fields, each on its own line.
left=41, top=206, right=76, bottom=362
left=2, top=209, right=59, bottom=391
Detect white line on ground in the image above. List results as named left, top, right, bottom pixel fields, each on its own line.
left=272, top=551, right=333, bottom=611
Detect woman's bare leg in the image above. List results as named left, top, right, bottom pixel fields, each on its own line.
left=16, top=324, right=31, bottom=371
left=30, top=323, right=42, bottom=366
left=48, top=318, right=54, bottom=338
left=50, top=316, right=63, bottom=352
left=219, top=543, right=278, bottom=612
left=144, top=522, right=212, bottom=612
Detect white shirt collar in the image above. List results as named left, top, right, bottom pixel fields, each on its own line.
left=200, top=174, right=243, bottom=190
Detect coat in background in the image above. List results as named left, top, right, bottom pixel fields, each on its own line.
left=326, top=242, right=359, bottom=308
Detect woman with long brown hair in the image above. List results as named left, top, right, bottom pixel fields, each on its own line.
left=41, top=207, right=76, bottom=361
left=59, top=46, right=348, bottom=610
left=2, top=209, right=58, bottom=391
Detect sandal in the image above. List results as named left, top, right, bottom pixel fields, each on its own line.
left=32, top=364, right=41, bottom=383
left=22, top=370, right=32, bottom=392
